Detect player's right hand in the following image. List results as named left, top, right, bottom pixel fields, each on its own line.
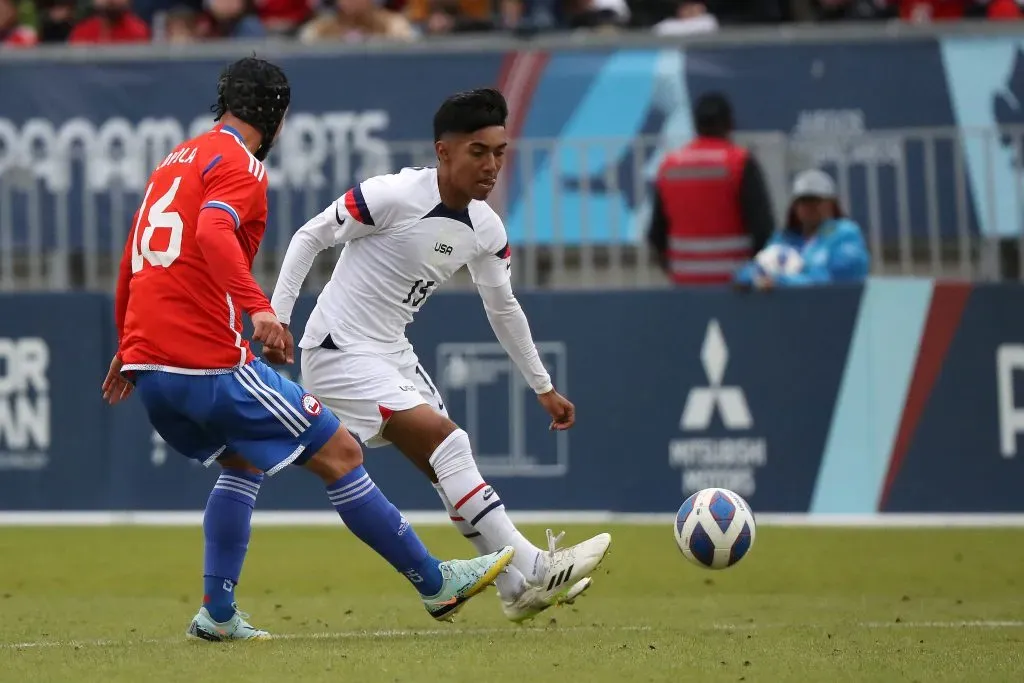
left=252, top=311, right=287, bottom=353
left=262, top=325, right=294, bottom=365
left=101, top=354, right=134, bottom=406
left=538, top=389, right=575, bottom=431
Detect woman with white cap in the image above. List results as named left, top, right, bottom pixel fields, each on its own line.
left=735, top=168, right=870, bottom=289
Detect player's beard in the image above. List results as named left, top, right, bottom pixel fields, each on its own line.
left=254, top=137, right=275, bottom=162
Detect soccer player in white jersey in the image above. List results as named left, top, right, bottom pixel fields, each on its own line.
left=267, top=89, right=611, bottom=622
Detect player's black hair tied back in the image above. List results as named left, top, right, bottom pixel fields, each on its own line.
left=211, top=56, right=291, bottom=162
left=433, top=88, right=508, bottom=142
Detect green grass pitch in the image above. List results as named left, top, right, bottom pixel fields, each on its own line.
left=1, top=524, right=1022, bottom=682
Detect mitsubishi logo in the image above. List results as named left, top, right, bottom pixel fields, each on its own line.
left=680, top=319, right=753, bottom=431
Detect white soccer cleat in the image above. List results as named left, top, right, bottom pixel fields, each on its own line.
left=501, top=575, right=593, bottom=623
left=186, top=606, right=270, bottom=642
left=525, top=529, right=611, bottom=610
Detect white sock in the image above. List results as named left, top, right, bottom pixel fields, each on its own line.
left=432, top=483, right=527, bottom=599
left=429, top=429, right=545, bottom=583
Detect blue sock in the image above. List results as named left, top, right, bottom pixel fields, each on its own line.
left=327, top=466, right=444, bottom=596
left=203, top=469, right=262, bottom=623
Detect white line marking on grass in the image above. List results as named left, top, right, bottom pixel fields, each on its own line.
left=6, top=621, right=1022, bottom=650
left=0, top=625, right=653, bottom=650
left=857, top=620, right=1024, bottom=629
left=709, top=620, right=1024, bottom=631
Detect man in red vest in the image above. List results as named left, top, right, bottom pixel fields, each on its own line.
left=648, top=93, right=775, bottom=285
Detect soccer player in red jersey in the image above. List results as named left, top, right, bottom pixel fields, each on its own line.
left=101, top=57, right=513, bottom=641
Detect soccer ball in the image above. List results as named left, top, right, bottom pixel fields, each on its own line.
left=674, top=488, right=756, bottom=570
left=754, top=243, right=804, bottom=276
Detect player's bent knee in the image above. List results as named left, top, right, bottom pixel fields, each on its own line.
left=427, top=427, right=476, bottom=480
left=302, top=426, right=365, bottom=484
left=384, top=404, right=460, bottom=458
left=424, top=414, right=460, bottom=452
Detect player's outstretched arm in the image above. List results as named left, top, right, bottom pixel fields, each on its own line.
left=476, top=280, right=574, bottom=430
left=270, top=203, right=346, bottom=326
left=467, top=223, right=573, bottom=428
left=476, top=280, right=551, bottom=393
left=270, top=187, right=385, bottom=325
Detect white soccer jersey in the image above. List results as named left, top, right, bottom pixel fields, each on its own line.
left=272, top=167, right=512, bottom=355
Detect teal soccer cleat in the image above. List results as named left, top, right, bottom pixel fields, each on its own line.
left=186, top=606, right=270, bottom=642
left=423, top=545, right=515, bottom=622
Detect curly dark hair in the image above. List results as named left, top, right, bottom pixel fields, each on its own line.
left=211, top=56, right=290, bottom=161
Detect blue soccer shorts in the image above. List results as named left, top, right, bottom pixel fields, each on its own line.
left=133, top=359, right=340, bottom=476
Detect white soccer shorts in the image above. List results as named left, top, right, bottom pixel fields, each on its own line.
left=300, top=345, right=448, bottom=448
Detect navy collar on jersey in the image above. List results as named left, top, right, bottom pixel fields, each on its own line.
left=219, top=124, right=245, bottom=145
left=423, top=202, right=473, bottom=230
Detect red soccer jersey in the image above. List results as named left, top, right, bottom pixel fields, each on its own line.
left=68, top=14, right=151, bottom=44
left=116, top=124, right=274, bottom=373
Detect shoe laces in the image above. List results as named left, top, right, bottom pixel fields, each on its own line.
left=545, top=528, right=566, bottom=557
left=230, top=602, right=251, bottom=622
left=440, top=558, right=485, bottom=586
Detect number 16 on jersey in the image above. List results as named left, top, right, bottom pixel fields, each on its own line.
left=132, top=177, right=185, bottom=273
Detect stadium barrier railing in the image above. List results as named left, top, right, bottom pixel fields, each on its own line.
left=1, top=128, right=1019, bottom=291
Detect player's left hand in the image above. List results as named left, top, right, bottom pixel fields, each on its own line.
left=101, top=354, right=133, bottom=406
left=754, top=275, right=775, bottom=291
left=538, top=389, right=575, bottom=431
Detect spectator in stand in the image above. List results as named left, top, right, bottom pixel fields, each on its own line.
left=668, top=0, right=785, bottom=23
left=197, top=0, right=267, bottom=37
left=902, top=0, right=972, bottom=19
left=647, top=93, right=775, bottom=286
left=36, top=0, right=79, bottom=42
left=985, top=0, right=1024, bottom=17
left=650, top=1, right=719, bottom=35
left=513, top=0, right=560, bottom=29
left=69, top=0, right=151, bottom=43
left=633, top=0, right=790, bottom=26
left=0, top=0, right=37, bottom=46
left=406, top=0, right=495, bottom=32
left=164, top=3, right=201, bottom=39
left=895, top=0, right=1022, bottom=20
left=407, top=0, right=561, bottom=34
left=256, top=0, right=313, bottom=34
left=734, top=169, right=870, bottom=290
left=562, top=0, right=630, bottom=27
left=299, top=0, right=415, bottom=41
left=810, top=0, right=893, bottom=20
left=133, top=0, right=198, bottom=24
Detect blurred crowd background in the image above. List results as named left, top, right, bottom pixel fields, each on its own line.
left=4, top=0, right=1024, bottom=48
